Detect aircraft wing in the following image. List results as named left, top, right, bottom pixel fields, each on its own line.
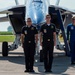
left=0, top=5, right=25, bottom=22
left=0, top=16, right=8, bottom=22
left=46, top=0, right=75, bottom=14
left=48, top=5, right=75, bottom=29
left=49, top=5, right=75, bottom=15
left=0, top=5, right=26, bottom=34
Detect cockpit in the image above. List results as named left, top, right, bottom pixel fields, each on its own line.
left=32, top=0, right=43, bottom=10
left=33, top=0, right=43, bottom=3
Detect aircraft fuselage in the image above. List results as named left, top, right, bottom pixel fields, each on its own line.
left=26, top=0, right=48, bottom=25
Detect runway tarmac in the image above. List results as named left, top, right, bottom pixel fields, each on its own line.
left=0, top=42, right=75, bottom=75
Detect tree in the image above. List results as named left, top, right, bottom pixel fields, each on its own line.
left=7, top=26, right=13, bottom=32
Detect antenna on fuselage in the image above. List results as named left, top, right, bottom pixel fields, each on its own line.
left=25, top=0, right=27, bottom=6
left=55, top=0, right=60, bottom=5
left=15, top=0, right=19, bottom=5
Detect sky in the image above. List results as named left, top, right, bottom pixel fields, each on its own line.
left=0, top=0, right=25, bottom=31
left=0, top=0, right=75, bottom=31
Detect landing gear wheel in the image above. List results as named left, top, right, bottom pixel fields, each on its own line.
left=2, top=41, right=8, bottom=56
left=40, top=50, right=43, bottom=62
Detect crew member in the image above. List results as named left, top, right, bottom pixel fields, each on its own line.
left=21, top=18, right=38, bottom=72
left=40, top=14, right=56, bottom=72
left=67, top=16, right=75, bottom=64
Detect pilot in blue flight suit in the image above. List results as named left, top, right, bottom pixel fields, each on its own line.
left=67, top=16, right=75, bottom=64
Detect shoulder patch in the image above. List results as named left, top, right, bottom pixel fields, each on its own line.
left=51, top=25, right=54, bottom=29
left=31, top=27, right=34, bottom=30
left=71, top=26, right=74, bottom=30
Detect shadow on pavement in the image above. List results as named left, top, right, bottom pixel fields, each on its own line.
left=34, top=52, right=71, bottom=74
left=0, top=51, right=72, bottom=74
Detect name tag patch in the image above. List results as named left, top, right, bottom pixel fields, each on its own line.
left=44, top=29, right=47, bottom=33
left=24, top=30, right=27, bottom=34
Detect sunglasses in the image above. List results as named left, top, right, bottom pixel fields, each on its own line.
left=46, top=17, right=51, bottom=18
left=27, top=21, right=31, bottom=22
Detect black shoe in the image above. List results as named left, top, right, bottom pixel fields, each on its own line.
left=71, top=62, right=75, bottom=65
left=24, top=69, right=29, bottom=72
left=29, top=69, right=35, bottom=72
left=45, top=70, right=52, bottom=73
left=49, top=70, right=52, bottom=73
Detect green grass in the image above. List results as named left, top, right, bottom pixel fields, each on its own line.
left=0, top=35, right=64, bottom=42
left=0, top=31, right=13, bottom=35
left=0, top=35, right=15, bottom=42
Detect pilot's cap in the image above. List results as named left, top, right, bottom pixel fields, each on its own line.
left=72, top=16, right=75, bottom=20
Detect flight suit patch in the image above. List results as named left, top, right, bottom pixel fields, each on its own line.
left=24, top=30, right=27, bottom=34
left=71, top=26, right=74, bottom=30
left=44, top=29, right=47, bottom=33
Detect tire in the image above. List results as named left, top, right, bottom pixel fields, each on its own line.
left=40, top=50, right=43, bottom=62
left=2, top=41, right=8, bottom=56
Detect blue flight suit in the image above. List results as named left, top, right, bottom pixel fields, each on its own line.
left=67, top=23, right=75, bottom=63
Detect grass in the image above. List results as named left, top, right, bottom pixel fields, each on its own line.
left=0, top=35, right=64, bottom=42
left=0, top=31, right=13, bottom=35
left=0, top=35, right=15, bottom=42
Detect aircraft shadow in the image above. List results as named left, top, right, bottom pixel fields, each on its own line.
left=0, top=52, right=25, bottom=65
left=0, top=51, right=73, bottom=74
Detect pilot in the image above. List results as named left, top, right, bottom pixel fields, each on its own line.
left=21, top=18, right=38, bottom=72
left=67, top=16, right=75, bottom=65
left=40, top=14, right=56, bottom=72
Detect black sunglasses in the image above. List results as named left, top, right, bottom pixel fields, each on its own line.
left=27, top=21, right=31, bottom=22
left=46, top=17, right=51, bottom=18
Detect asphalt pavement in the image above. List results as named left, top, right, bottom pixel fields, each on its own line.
left=0, top=42, right=75, bottom=75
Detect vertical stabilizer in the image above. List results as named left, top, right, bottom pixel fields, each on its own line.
left=55, top=0, right=60, bottom=5
left=15, top=0, right=19, bottom=5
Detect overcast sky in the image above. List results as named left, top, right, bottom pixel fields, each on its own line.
left=0, top=0, right=25, bottom=31
left=0, top=0, right=75, bottom=31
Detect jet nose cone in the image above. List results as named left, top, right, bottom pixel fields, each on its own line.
left=33, top=10, right=44, bottom=24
